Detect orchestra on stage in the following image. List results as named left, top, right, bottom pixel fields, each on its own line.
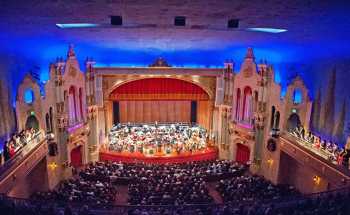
left=108, top=123, right=208, bottom=156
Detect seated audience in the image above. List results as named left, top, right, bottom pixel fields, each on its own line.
left=1, top=128, right=38, bottom=163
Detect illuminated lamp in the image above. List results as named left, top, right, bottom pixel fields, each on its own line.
left=267, top=158, right=274, bottom=166
left=313, top=175, right=321, bottom=185
left=48, top=162, right=58, bottom=171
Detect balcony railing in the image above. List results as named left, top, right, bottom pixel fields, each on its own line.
left=281, top=132, right=350, bottom=178
left=0, top=130, right=45, bottom=180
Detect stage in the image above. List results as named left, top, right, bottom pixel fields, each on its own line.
left=99, top=147, right=218, bottom=164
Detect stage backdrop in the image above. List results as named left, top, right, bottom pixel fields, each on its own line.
left=120, top=100, right=190, bottom=123
left=110, top=78, right=210, bottom=125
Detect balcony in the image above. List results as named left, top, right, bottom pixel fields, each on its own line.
left=232, top=120, right=255, bottom=140
left=0, top=131, right=47, bottom=193
left=280, top=132, right=350, bottom=187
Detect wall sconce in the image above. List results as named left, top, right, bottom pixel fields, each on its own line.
left=267, top=158, right=274, bottom=166
left=48, top=162, right=58, bottom=171
left=313, top=175, right=321, bottom=185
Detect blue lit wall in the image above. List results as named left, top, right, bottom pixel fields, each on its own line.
left=0, top=35, right=349, bottom=146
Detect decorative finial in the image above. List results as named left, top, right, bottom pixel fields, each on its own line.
left=245, top=47, right=255, bottom=59
left=67, top=44, right=76, bottom=58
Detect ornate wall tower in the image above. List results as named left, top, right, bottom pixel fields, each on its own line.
left=214, top=60, right=235, bottom=159
left=85, top=58, right=99, bottom=162
left=15, top=45, right=92, bottom=188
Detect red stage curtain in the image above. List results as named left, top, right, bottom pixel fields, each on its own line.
left=236, top=143, right=250, bottom=164
left=120, top=100, right=191, bottom=123
left=110, top=78, right=209, bottom=100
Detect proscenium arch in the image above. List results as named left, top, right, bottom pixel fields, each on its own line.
left=107, top=77, right=213, bottom=100
left=286, top=113, right=301, bottom=131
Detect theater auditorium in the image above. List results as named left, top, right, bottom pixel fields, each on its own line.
left=1, top=1, right=350, bottom=215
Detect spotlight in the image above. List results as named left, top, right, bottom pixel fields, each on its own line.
left=111, top=16, right=123, bottom=26
left=174, top=16, right=186, bottom=26
left=228, top=19, right=239, bottom=28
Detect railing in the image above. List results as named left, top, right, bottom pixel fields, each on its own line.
left=234, top=120, right=254, bottom=130
left=282, top=132, right=350, bottom=173
left=0, top=187, right=349, bottom=215
left=0, top=130, right=45, bottom=180
left=284, top=132, right=338, bottom=164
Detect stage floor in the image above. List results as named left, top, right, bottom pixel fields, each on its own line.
left=99, top=147, right=218, bottom=164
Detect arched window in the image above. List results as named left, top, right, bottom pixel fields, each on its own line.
left=274, top=111, right=280, bottom=129
left=254, top=90, right=258, bottom=112
left=24, top=88, right=35, bottom=104
left=25, top=115, right=39, bottom=131
left=79, top=88, right=83, bottom=121
left=270, top=106, right=276, bottom=129
left=69, top=86, right=77, bottom=124
left=293, top=88, right=303, bottom=104
left=45, top=113, right=51, bottom=133
left=235, top=88, right=241, bottom=120
left=64, top=90, right=68, bottom=101
left=286, top=113, right=301, bottom=131
left=49, top=107, right=53, bottom=131
left=242, top=86, right=253, bottom=124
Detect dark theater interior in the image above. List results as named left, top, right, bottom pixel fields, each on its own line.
left=1, top=0, right=350, bottom=214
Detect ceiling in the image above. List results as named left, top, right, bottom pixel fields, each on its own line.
left=0, top=0, right=349, bottom=84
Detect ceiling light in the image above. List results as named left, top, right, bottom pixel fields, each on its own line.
left=111, top=16, right=123, bottom=26
left=56, top=23, right=99, bottom=28
left=247, top=28, right=287, bottom=33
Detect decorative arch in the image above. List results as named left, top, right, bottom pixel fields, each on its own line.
left=274, top=111, right=280, bottom=129
left=254, top=90, right=258, bottom=112
left=286, top=113, right=301, bottom=131
left=49, top=107, right=53, bottom=132
left=109, top=78, right=210, bottom=101
left=69, top=86, right=77, bottom=123
left=23, top=88, right=35, bottom=104
left=242, top=86, right=253, bottom=123
left=45, top=113, right=51, bottom=133
left=79, top=88, right=83, bottom=121
left=293, top=88, right=303, bottom=104
left=25, top=115, right=39, bottom=131
left=270, top=106, right=276, bottom=129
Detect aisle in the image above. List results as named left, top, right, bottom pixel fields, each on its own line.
left=207, top=182, right=223, bottom=204
left=115, top=185, right=129, bottom=205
